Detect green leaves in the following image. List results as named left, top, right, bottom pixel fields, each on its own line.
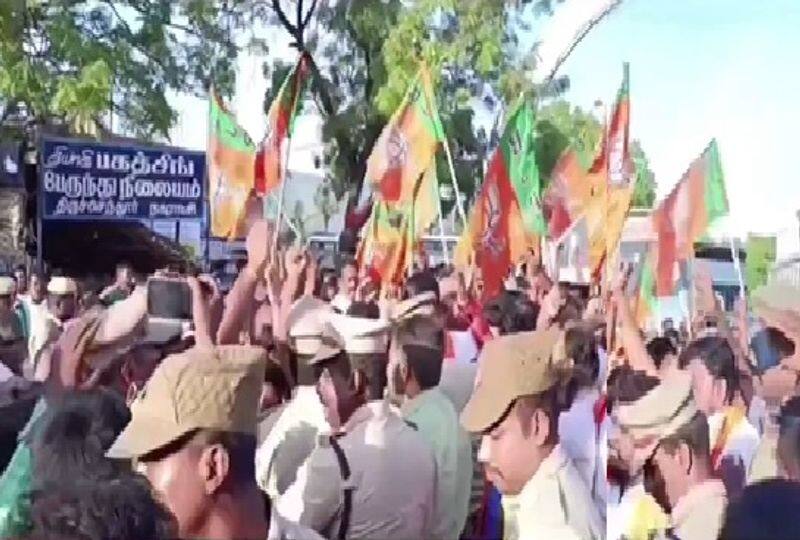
left=52, top=60, right=112, bottom=135
left=0, top=0, right=242, bottom=138
left=534, top=99, right=657, bottom=207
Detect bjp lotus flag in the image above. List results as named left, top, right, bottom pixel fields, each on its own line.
left=600, top=63, right=635, bottom=265
left=207, top=90, right=256, bottom=239
left=365, top=64, right=445, bottom=204
left=254, top=53, right=310, bottom=196
left=455, top=150, right=528, bottom=300
left=653, top=140, right=729, bottom=296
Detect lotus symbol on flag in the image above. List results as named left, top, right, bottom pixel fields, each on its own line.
left=609, top=134, right=630, bottom=187
left=387, top=127, right=408, bottom=170
left=263, top=121, right=275, bottom=148
left=480, top=183, right=505, bottom=257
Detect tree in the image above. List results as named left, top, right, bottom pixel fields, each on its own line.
left=262, top=0, right=552, bottom=209
left=535, top=99, right=657, bottom=207
left=0, top=0, right=256, bottom=139
left=630, top=140, right=656, bottom=208
left=313, top=179, right=338, bottom=231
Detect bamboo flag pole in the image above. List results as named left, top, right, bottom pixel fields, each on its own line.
left=729, top=233, right=746, bottom=300
left=442, top=140, right=468, bottom=231
left=434, top=168, right=451, bottom=265
left=270, top=57, right=307, bottom=259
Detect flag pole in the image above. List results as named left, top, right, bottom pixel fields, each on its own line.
left=271, top=137, right=293, bottom=255
left=442, top=139, right=468, bottom=231
left=270, top=56, right=306, bottom=258
left=434, top=169, right=451, bottom=265
left=729, top=234, right=746, bottom=301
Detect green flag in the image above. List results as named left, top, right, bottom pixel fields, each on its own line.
left=498, top=99, right=545, bottom=235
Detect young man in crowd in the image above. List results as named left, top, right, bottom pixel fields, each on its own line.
left=99, top=262, right=135, bottom=306
left=557, top=324, right=607, bottom=516
left=390, top=313, right=473, bottom=540
left=678, top=336, right=760, bottom=494
left=28, top=276, right=80, bottom=379
left=15, top=269, right=48, bottom=372
left=0, top=276, right=26, bottom=375
left=606, top=365, right=668, bottom=540
left=13, top=266, right=28, bottom=300
left=631, top=371, right=727, bottom=540
left=331, top=258, right=358, bottom=314
left=646, top=336, right=679, bottom=376
left=277, top=312, right=438, bottom=540
left=255, top=295, right=331, bottom=500
left=107, top=345, right=322, bottom=540
left=461, top=329, right=604, bottom=539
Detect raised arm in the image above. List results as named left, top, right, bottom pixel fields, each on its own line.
left=216, top=221, right=272, bottom=345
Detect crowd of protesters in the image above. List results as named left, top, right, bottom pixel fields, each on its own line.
left=0, top=219, right=799, bottom=540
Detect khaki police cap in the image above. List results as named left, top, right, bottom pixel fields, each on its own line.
left=0, top=277, right=14, bottom=296
left=106, top=345, right=266, bottom=460
left=461, top=329, right=568, bottom=433
left=615, top=370, right=698, bottom=441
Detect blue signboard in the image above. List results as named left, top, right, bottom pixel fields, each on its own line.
left=40, top=137, right=205, bottom=221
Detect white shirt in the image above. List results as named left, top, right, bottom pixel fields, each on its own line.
left=708, top=408, right=760, bottom=473
left=277, top=400, right=437, bottom=540
left=267, top=509, right=325, bottom=540
left=607, top=479, right=669, bottom=540
left=558, top=387, right=607, bottom=515
left=401, top=387, right=472, bottom=540
left=256, top=385, right=330, bottom=498
left=506, top=444, right=604, bottom=540
left=26, top=303, right=59, bottom=378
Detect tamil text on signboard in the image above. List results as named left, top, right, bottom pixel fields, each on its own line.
left=40, top=137, right=205, bottom=220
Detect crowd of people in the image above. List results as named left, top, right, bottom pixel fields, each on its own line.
left=0, top=218, right=799, bottom=540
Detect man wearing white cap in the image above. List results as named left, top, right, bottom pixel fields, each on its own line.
left=255, top=296, right=332, bottom=500
left=276, top=312, right=438, bottom=540
left=27, top=276, right=79, bottom=378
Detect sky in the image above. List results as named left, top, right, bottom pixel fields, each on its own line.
left=537, top=0, right=800, bottom=257
left=170, top=0, right=800, bottom=257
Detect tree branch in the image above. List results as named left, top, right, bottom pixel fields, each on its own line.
left=296, top=0, right=304, bottom=32
left=271, top=0, right=299, bottom=41
left=301, top=0, right=318, bottom=29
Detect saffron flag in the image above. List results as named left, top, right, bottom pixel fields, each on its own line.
left=635, top=248, right=658, bottom=328
left=599, top=63, right=634, bottom=265
left=208, top=90, right=256, bottom=239
left=365, top=65, right=445, bottom=203
left=358, top=160, right=439, bottom=284
left=544, top=146, right=605, bottom=241
left=255, top=53, right=311, bottom=195
left=652, top=140, right=729, bottom=296
left=455, top=149, right=528, bottom=300
left=357, top=201, right=413, bottom=286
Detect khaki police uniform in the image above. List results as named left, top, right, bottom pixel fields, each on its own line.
left=461, top=330, right=605, bottom=540
left=616, top=371, right=727, bottom=540
left=106, top=345, right=324, bottom=540
left=275, top=314, right=438, bottom=540
left=256, top=297, right=332, bottom=498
